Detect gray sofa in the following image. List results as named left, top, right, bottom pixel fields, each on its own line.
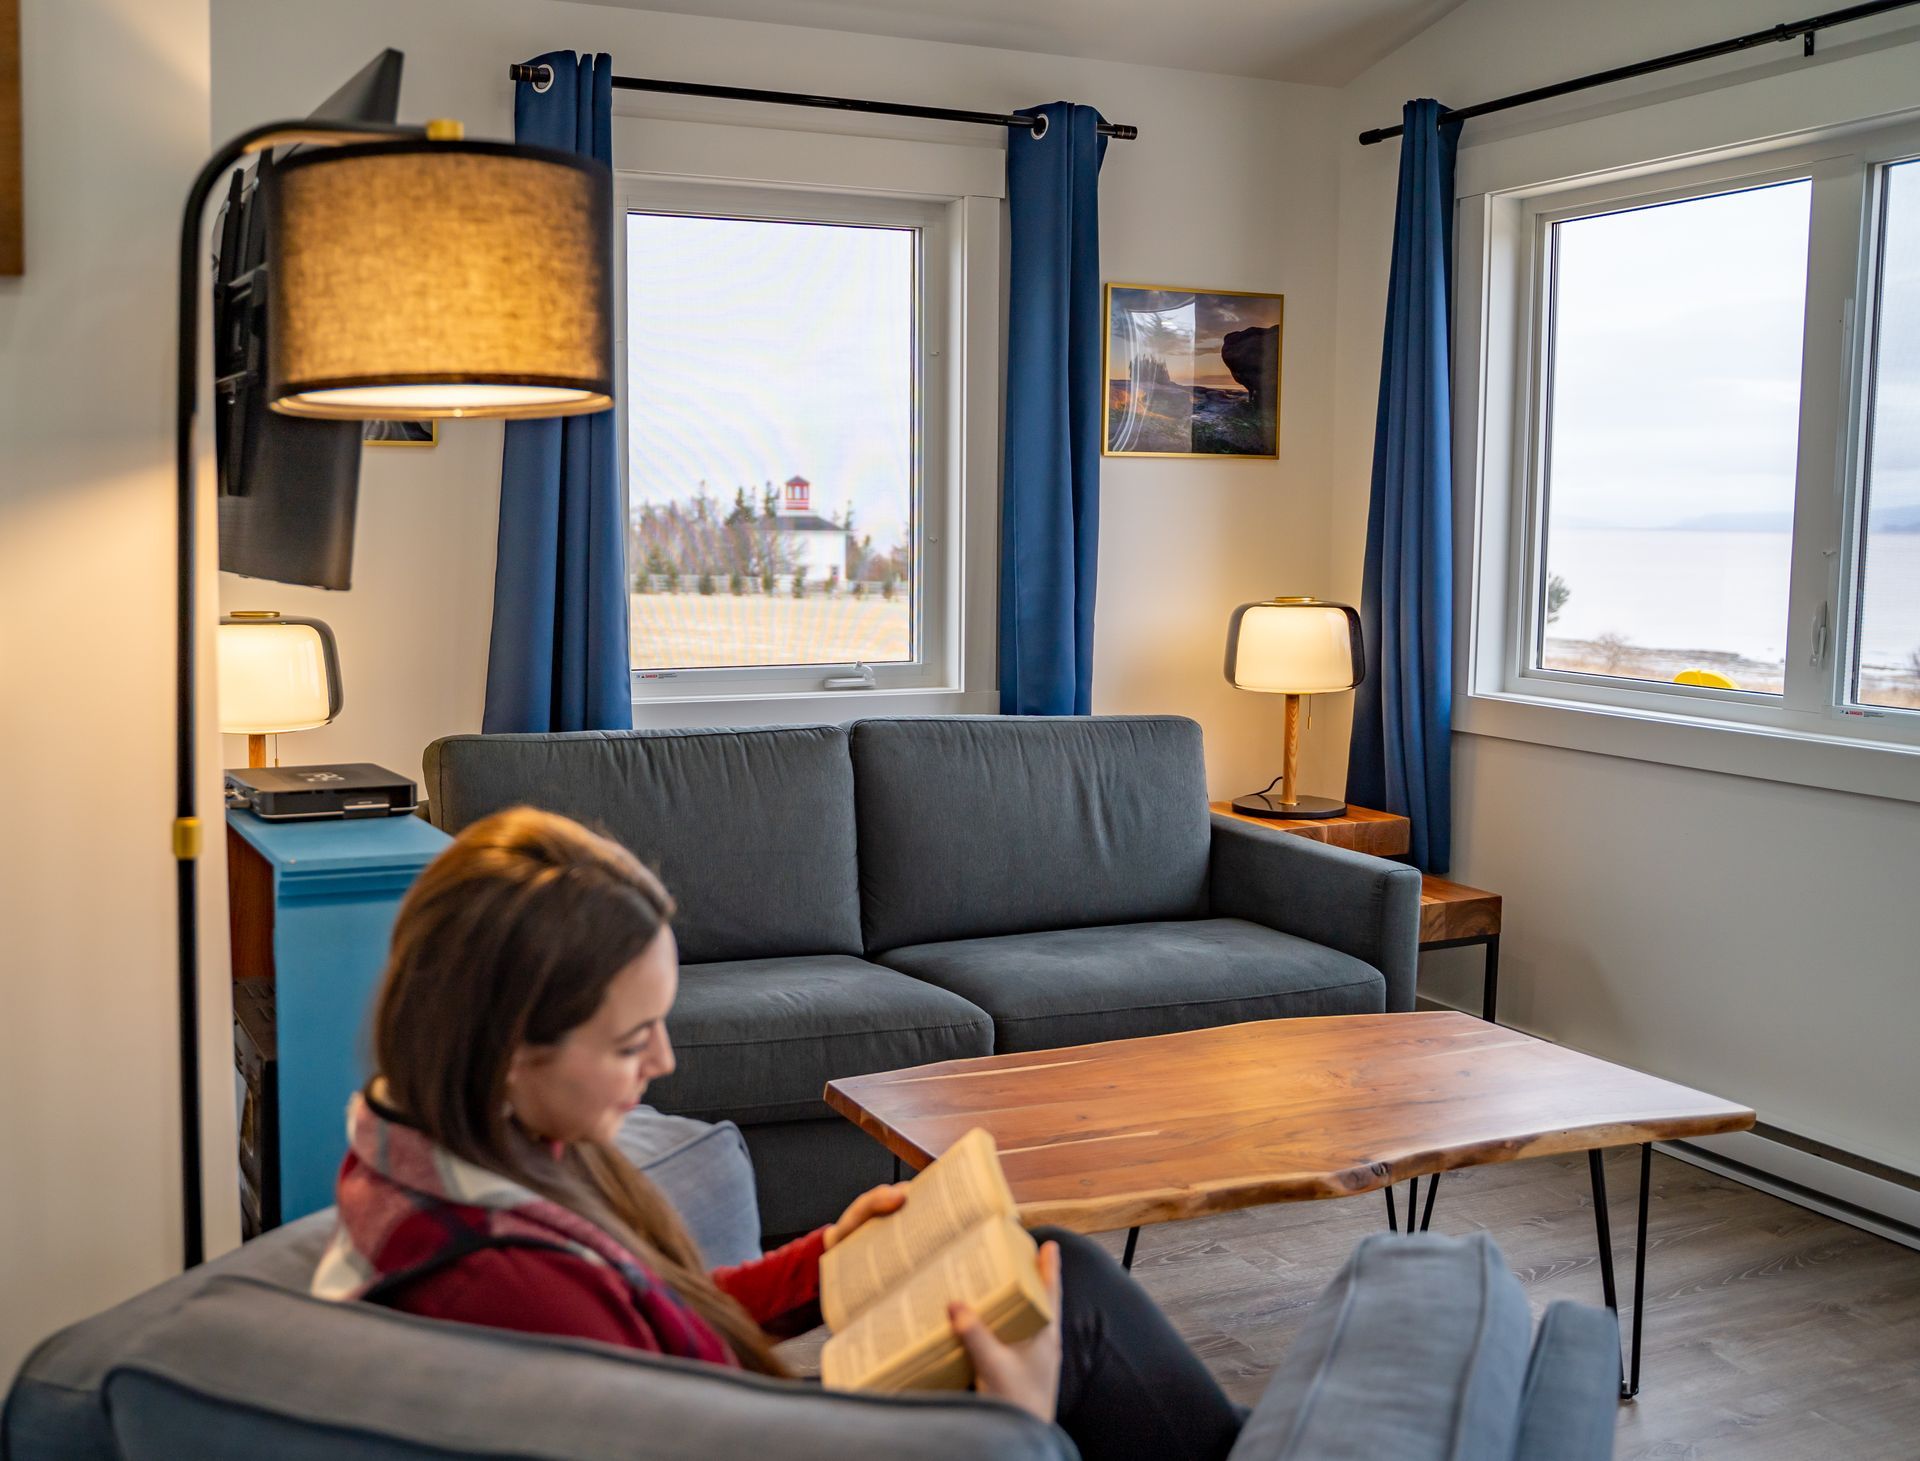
left=5, top=1108, right=1622, bottom=1461
left=423, top=715, right=1424, bottom=1235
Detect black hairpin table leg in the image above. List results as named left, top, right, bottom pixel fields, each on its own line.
left=1589, top=1143, right=1652, bottom=1399
left=1120, top=1226, right=1140, bottom=1271
left=1385, top=1173, right=1442, bottom=1232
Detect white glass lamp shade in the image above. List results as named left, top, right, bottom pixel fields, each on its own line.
left=1224, top=598, right=1364, bottom=695
left=263, top=139, right=614, bottom=421
left=218, top=615, right=344, bottom=735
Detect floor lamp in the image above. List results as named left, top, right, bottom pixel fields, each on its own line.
left=174, top=118, right=613, bottom=1266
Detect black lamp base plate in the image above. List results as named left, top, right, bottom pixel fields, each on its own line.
left=1230, top=791, right=1348, bottom=821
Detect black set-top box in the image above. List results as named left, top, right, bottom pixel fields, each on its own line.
left=225, top=763, right=418, bottom=821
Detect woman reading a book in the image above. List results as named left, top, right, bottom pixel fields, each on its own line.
left=314, top=808, right=1244, bottom=1461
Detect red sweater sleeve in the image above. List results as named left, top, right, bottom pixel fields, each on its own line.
left=396, top=1246, right=664, bottom=1352
left=712, top=1227, right=827, bottom=1328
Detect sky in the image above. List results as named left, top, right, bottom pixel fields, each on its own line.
left=625, top=213, right=915, bottom=552
left=1547, top=166, right=1919, bottom=530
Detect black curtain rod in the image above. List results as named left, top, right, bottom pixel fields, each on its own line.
left=1358, top=0, right=1920, bottom=144
left=508, top=63, right=1139, bottom=140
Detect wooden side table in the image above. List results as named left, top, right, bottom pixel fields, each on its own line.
left=1209, top=801, right=1504, bottom=1022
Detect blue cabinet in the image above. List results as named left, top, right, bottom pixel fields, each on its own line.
left=227, top=808, right=450, bottom=1230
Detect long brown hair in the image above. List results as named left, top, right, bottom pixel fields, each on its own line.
left=370, top=806, right=786, bottom=1376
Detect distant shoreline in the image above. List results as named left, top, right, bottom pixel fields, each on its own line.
left=1544, top=636, right=1918, bottom=707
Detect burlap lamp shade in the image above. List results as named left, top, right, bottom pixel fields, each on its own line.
left=264, top=139, right=614, bottom=419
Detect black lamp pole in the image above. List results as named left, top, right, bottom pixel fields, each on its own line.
left=172, top=118, right=421, bottom=1269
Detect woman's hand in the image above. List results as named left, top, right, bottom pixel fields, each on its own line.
left=949, top=1240, right=1064, bottom=1425
left=823, top=1182, right=908, bottom=1249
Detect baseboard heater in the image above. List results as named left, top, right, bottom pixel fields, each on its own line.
left=1662, top=1122, right=1920, bottom=1252
left=1410, top=995, right=1920, bottom=1248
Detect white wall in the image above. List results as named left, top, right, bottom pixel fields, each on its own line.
left=211, top=0, right=1348, bottom=800
left=0, top=0, right=235, bottom=1383
left=1329, top=0, right=1920, bottom=1174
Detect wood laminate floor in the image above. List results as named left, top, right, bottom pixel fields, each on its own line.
left=786, top=1150, right=1920, bottom=1459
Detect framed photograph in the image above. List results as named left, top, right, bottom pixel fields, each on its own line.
left=1103, top=284, right=1282, bottom=458
left=363, top=419, right=438, bottom=448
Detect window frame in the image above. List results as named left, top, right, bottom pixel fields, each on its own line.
left=1459, top=117, right=1920, bottom=801
left=613, top=174, right=965, bottom=704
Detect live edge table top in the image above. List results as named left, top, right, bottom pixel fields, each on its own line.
left=823, top=1012, right=1754, bottom=1235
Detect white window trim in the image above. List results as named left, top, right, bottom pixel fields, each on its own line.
left=608, top=116, right=1002, bottom=715
left=1456, top=112, right=1920, bottom=806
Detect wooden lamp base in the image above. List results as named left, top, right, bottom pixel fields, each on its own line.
left=1230, top=692, right=1346, bottom=820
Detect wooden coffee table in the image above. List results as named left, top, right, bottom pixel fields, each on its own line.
left=825, top=1011, right=1754, bottom=1397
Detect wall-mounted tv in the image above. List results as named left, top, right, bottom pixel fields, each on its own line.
left=214, top=50, right=404, bottom=590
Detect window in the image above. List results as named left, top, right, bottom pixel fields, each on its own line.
left=1468, top=123, right=1920, bottom=772
left=616, top=182, right=955, bottom=700
left=1537, top=181, right=1811, bottom=695
left=1852, top=158, right=1920, bottom=714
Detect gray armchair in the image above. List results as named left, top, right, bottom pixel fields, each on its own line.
left=4, top=1110, right=1619, bottom=1461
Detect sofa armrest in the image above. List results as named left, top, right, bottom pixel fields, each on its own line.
left=1208, top=814, right=1422, bottom=1012
left=1227, top=1233, right=1534, bottom=1461
left=1510, top=1301, right=1622, bottom=1461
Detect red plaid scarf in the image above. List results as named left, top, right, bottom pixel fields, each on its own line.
left=312, top=1091, right=738, bottom=1367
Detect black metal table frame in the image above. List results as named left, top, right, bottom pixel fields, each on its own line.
left=1114, top=1139, right=1651, bottom=1400
left=1419, top=931, right=1501, bottom=1023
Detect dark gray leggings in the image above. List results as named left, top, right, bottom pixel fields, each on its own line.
left=1034, top=1226, right=1244, bottom=1461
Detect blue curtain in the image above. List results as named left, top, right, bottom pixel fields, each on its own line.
left=1000, top=103, right=1108, bottom=716
left=483, top=52, right=631, bottom=734
left=1347, top=99, right=1461, bottom=873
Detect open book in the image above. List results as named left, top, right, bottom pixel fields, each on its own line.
left=819, top=1128, right=1053, bottom=1393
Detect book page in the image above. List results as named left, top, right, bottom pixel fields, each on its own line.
left=821, top=1127, right=1018, bottom=1330
left=821, top=1216, right=1046, bottom=1393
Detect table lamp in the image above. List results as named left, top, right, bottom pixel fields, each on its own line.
left=217, top=612, right=343, bottom=768
left=1224, top=596, right=1365, bottom=820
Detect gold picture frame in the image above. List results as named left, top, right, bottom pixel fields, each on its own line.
left=363, top=420, right=438, bottom=448
left=1102, top=283, right=1282, bottom=459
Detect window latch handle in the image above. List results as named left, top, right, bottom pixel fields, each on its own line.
left=824, top=662, right=877, bottom=691
left=1809, top=601, right=1829, bottom=669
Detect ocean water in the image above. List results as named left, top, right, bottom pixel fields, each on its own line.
left=1543, top=528, right=1920, bottom=672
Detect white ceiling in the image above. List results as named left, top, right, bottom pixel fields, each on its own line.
left=576, top=0, right=1470, bottom=86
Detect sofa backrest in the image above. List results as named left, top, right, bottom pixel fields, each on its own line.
left=424, top=727, right=864, bottom=965
left=851, top=716, right=1212, bottom=952
left=97, top=1277, right=1071, bottom=1461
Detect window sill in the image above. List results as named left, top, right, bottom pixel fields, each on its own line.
left=628, top=684, right=995, bottom=726
left=1456, top=688, right=1920, bottom=806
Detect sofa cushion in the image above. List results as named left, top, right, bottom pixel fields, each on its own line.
left=423, top=726, right=862, bottom=965
left=643, top=956, right=994, bottom=1126
left=880, top=918, right=1383, bottom=1053
left=1226, top=1232, right=1533, bottom=1461
left=611, top=1107, right=761, bottom=1268
left=1, top=1108, right=758, bottom=1461
left=850, top=716, right=1212, bottom=953
left=99, top=1277, right=1073, bottom=1461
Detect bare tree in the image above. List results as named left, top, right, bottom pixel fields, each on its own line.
left=1594, top=631, right=1633, bottom=675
